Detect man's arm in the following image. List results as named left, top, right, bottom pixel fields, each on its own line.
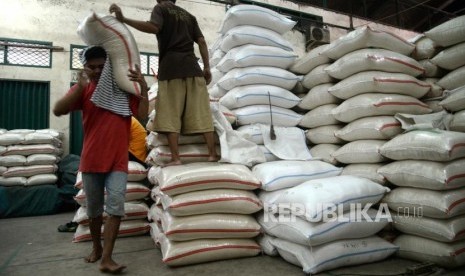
left=109, top=4, right=159, bottom=34
left=128, top=64, right=149, bottom=121
left=53, top=71, right=86, bottom=116
left=197, top=36, right=212, bottom=85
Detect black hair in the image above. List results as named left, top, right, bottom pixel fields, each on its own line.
left=170, top=0, right=176, bottom=3
left=84, top=46, right=107, bottom=61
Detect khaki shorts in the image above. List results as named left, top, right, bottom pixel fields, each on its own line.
left=154, top=77, right=214, bottom=134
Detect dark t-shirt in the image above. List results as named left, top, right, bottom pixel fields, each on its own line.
left=150, top=1, right=204, bottom=81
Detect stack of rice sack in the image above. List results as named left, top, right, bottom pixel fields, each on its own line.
left=289, top=44, right=342, bottom=165
left=378, top=128, right=465, bottom=268
left=147, top=162, right=262, bottom=266
left=145, top=130, right=221, bottom=167
left=425, top=15, right=465, bottom=131
left=0, top=129, right=63, bottom=187
left=208, top=4, right=303, bottom=161
left=72, top=160, right=151, bottom=242
left=320, top=26, right=432, bottom=181
left=258, top=174, right=396, bottom=274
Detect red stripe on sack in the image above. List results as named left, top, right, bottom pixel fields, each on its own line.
left=163, top=245, right=261, bottom=263
left=165, top=228, right=260, bottom=235
left=170, top=197, right=262, bottom=209
left=158, top=153, right=210, bottom=157
left=379, top=122, right=402, bottom=130
left=452, top=247, right=465, bottom=256
left=161, top=179, right=261, bottom=192
left=118, top=226, right=150, bottom=235
left=373, top=78, right=432, bottom=87
left=367, top=55, right=425, bottom=73
left=369, top=27, right=412, bottom=45
left=125, top=211, right=148, bottom=217
left=373, top=101, right=429, bottom=108
left=447, top=198, right=465, bottom=213
left=455, top=229, right=465, bottom=238
left=94, top=14, right=140, bottom=96
left=449, top=143, right=465, bottom=155
left=446, top=174, right=465, bottom=186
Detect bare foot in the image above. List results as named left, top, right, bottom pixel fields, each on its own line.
left=162, top=160, right=182, bottom=167
left=99, top=260, right=126, bottom=274
left=207, top=155, right=220, bottom=162
left=84, top=249, right=102, bottom=263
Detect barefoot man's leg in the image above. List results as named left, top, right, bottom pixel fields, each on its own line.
left=164, top=132, right=182, bottom=167
left=85, top=216, right=103, bottom=263
left=203, top=131, right=218, bottom=162
left=99, top=215, right=126, bottom=273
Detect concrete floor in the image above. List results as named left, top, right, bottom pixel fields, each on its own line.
left=1, top=212, right=465, bottom=276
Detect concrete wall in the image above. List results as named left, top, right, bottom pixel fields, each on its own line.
left=0, top=0, right=418, bottom=154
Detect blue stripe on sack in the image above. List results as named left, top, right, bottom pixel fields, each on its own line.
left=236, top=93, right=300, bottom=103
left=236, top=72, right=299, bottom=81
left=236, top=111, right=301, bottom=119
left=236, top=54, right=297, bottom=62
left=230, top=33, right=293, bottom=51
left=264, top=169, right=343, bottom=187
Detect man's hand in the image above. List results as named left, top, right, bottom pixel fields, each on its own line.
left=203, top=67, right=212, bottom=85
left=77, top=69, right=90, bottom=88
left=128, top=64, right=148, bottom=91
left=109, top=4, right=124, bottom=22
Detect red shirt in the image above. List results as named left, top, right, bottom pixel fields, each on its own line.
left=68, top=81, right=138, bottom=173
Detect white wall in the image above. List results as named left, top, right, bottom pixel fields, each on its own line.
left=0, top=0, right=418, bottom=154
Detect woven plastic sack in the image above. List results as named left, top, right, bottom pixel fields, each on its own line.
left=301, top=64, right=335, bottom=89
left=331, top=140, right=387, bottom=164
left=309, top=144, right=340, bottom=165
left=439, top=85, right=465, bottom=112
left=233, top=105, right=302, bottom=127
left=341, top=163, right=386, bottom=185
left=74, top=182, right=150, bottom=206
left=73, top=219, right=149, bottom=242
left=73, top=201, right=149, bottom=225
left=299, top=104, right=339, bottom=128
left=305, top=125, right=345, bottom=145
left=297, top=83, right=341, bottom=110
left=424, top=15, right=465, bottom=47
left=437, top=65, right=465, bottom=91
left=410, top=34, right=441, bottom=60
left=450, top=110, right=465, bottom=132
left=431, top=42, right=465, bottom=71
left=289, top=44, right=331, bottom=75
left=146, top=145, right=221, bottom=167
left=335, top=116, right=402, bottom=141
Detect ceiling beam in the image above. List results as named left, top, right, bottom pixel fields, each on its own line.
left=411, top=0, right=456, bottom=30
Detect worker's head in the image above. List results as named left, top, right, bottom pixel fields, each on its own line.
left=79, top=46, right=107, bottom=81
left=157, top=0, right=176, bottom=4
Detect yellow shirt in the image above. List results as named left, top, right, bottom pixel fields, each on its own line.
left=129, top=117, right=148, bottom=162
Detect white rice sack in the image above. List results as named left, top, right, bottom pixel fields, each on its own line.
left=154, top=162, right=260, bottom=196
left=162, top=189, right=262, bottom=216
left=77, top=13, right=141, bottom=96
left=216, top=44, right=297, bottom=72
left=259, top=145, right=280, bottom=162
left=252, top=160, right=342, bottom=191
left=159, top=212, right=261, bottom=241
left=0, top=166, right=6, bottom=176
left=0, top=176, right=27, bottom=186
left=148, top=204, right=164, bottom=223
left=322, top=26, right=415, bottom=60
left=331, top=140, right=387, bottom=164
left=332, top=93, right=432, bottom=123
left=8, top=129, right=34, bottom=134
left=419, top=59, right=447, bottom=78
left=209, top=49, right=225, bottom=69
left=22, top=132, right=61, bottom=146
left=127, top=161, right=147, bottom=182
left=422, top=78, right=444, bottom=99
left=424, top=99, right=444, bottom=112
left=151, top=223, right=260, bottom=267
left=393, top=214, right=465, bottom=243
left=299, top=104, right=339, bottom=128
left=2, top=144, right=62, bottom=156
left=0, top=146, right=5, bottom=155
left=0, top=129, right=5, bottom=135
left=325, top=49, right=425, bottom=80
left=411, top=34, right=441, bottom=60
left=208, top=67, right=224, bottom=89
left=378, top=159, right=465, bottom=190
left=73, top=201, right=149, bottom=225
left=341, top=163, right=386, bottom=185
left=257, top=234, right=278, bottom=256
left=0, top=155, right=26, bottom=167
left=208, top=84, right=228, bottom=99
left=74, top=182, right=150, bottom=206
left=268, top=175, right=390, bottom=221
left=26, top=154, right=59, bottom=166
left=291, top=80, right=307, bottom=94
left=271, top=236, right=398, bottom=274
left=146, top=145, right=221, bottom=167
left=2, top=164, right=57, bottom=178
left=301, top=64, right=335, bottom=89
left=74, top=171, right=82, bottom=189
left=146, top=131, right=218, bottom=148
left=437, top=65, right=465, bottom=91
left=0, top=133, right=24, bottom=146
left=450, top=110, right=465, bottom=132
left=424, top=15, right=465, bottom=47
left=440, top=85, right=465, bottom=112
left=236, top=124, right=264, bottom=145
left=383, top=187, right=465, bottom=219
left=258, top=209, right=388, bottom=247
left=394, top=235, right=465, bottom=268
left=289, top=44, right=331, bottom=75
left=431, top=42, right=465, bottom=71
left=380, top=129, right=465, bottom=161
left=309, top=144, right=340, bottom=165
left=218, top=4, right=296, bottom=34
left=297, top=83, right=341, bottom=110
left=219, top=84, right=300, bottom=109
left=328, top=71, right=431, bottom=100
left=335, top=116, right=402, bottom=141
left=217, top=66, right=300, bottom=91
left=26, top=174, right=57, bottom=186
left=219, top=104, right=236, bottom=125
left=233, top=105, right=302, bottom=127
left=73, top=219, right=149, bottom=242
left=305, top=125, right=345, bottom=145
left=150, top=185, right=163, bottom=205
left=220, top=25, right=294, bottom=52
